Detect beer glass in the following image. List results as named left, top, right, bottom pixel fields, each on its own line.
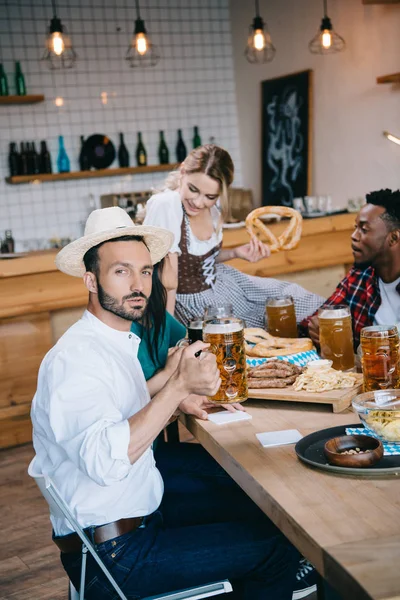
left=203, top=316, right=248, bottom=403
left=176, top=319, right=203, bottom=348
left=318, top=305, right=355, bottom=371
left=360, top=325, right=400, bottom=391
left=204, top=304, right=233, bottom=319
left=266, top=297, right=298, bottom=338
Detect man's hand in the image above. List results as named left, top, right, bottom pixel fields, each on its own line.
left=179, top=395, right=247, bottom=420
left=308, top=315, right=320, bottom=346
left=235, top=236, right=270, bottom=263
left=174, top=341, right=221, bottom=398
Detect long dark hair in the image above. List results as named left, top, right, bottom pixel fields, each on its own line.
left=83, top=236, right=167, bottom=366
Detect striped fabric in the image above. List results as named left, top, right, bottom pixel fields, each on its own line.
left=174, top=263, right=325, bottom=328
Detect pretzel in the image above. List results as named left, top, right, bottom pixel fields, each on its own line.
left=245, top=206, right=302, bottom=253
left=244, top=327, right=313, bottom=358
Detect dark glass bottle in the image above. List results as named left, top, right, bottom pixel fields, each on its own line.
left=19, top=142, right=28, bottom=175
left=118, top=133, right=130, bottom=168
left=193, top=126, right=201, bottom=148
left=39, top=141, right=52, bottom=174
left=26, top=142, right=34, bottom=175
left=8, top=143, right=20, bottom=177
left=158, top=131, right=169, bottom=165
left=5, top=230, right=15, bottom=253
left=126, top=199, right=137, bottom=221
left=136, top=132, right=147, bottom=166
left=31, top=141, right=40, bottom=174
left=79, top=136, right=90, bottom=171
left=15, top=61, right=26, bottom=96
left=0, top=64, right=9, bottom=96
left=57, top=135, right=70, bottom=173
left=176, top=129, right=187, bottom=162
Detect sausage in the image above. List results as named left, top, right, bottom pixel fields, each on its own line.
left=247, top=375, right=297, bottom=388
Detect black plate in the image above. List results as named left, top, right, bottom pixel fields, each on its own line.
left=295, top=424, right=400, bottom=477
left=83, top=134, right=116, bottom=169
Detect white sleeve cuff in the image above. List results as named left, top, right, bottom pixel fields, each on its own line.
left=106, top=420, right=131, bottom=465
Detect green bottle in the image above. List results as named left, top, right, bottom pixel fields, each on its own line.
left=136, top=132, right=147, bottom=166
left=0, top=64, right=9, bottom=96
left=158, top=131, right=169, bottom=165
left=15, top=61, right=26, bottom=96
left=193, top=125, right=201, bottom=148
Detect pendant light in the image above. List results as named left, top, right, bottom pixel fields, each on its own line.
left=42, top=0, right=77, bottom=69
left=245, top=0, right=276, bottom=64
left=309, top=0, right=345, bottom=54
left=384, top=131, right=400, bottom=147
left=126, top=0, right=160, bottom=68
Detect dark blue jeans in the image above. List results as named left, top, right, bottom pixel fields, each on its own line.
left=61, top=443, right=299, bottom=599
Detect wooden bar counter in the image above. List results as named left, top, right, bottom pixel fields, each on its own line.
left=0, top=212, right=356, bottom=449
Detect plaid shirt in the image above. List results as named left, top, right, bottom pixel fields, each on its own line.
left=301, top=266, right=388, bottom=349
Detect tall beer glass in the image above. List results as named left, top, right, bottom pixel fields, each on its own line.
left=204, top=304, right=233, bottom=319
left=318, top=305, right=355, bottom=371
left=360, top=325, right=400, bottom=391
left=266, top=297, right=297, bottom=338
left=203, top=316, right=248, bottom=403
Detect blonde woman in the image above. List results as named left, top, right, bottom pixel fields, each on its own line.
left=144, top=144, right=324, bottom=327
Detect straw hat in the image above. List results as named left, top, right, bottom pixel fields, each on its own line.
left=55, top=206, right=174, bottom=277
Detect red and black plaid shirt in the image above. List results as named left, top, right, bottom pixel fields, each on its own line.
left=301, top=266, right=391, bottom=349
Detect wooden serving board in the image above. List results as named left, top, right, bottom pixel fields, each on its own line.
left=248, top=374, right=363, bottom=413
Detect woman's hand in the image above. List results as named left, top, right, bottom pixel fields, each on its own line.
left=235, top=236, right=270, bottom=263
left=164, top=346, right=184, bottom=377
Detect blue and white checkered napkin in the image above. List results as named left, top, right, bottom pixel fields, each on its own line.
left=345, top=427, right=400, bottom=455
left=246, top=349, right=320, bottom=369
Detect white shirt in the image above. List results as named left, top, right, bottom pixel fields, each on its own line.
left=31, top=310, right=163, bottom=536
left=373, top=276, right=400, bottom=327
left=144, top=189, right=222, bottom=255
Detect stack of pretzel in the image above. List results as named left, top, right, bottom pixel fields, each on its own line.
left=248, top=361, right=303, bottom=389
left=245, top=206, right=303, bottom=253
left=245, top=328, right=313, bottom=358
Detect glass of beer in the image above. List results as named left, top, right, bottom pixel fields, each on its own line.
left=318, top=305, right=355, bottom=371
left=203, top=316, right=248, bottom=403
left=204, top=304, right=233, bottom=319
left=266, top=297, right=298, bottom=338
left=360, top=325, right=400, bottom=391
left=176, top=320, right=203, bottom=347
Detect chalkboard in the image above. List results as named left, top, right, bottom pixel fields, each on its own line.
left=261, top=70, right=312, bottom=207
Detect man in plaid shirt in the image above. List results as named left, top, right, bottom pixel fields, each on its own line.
left=301, top=189, right=400, bottom=349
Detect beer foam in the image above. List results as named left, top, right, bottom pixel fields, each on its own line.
left=319, top=308, right=349, bottom=319
left=204, top=323, right=242, bottom=334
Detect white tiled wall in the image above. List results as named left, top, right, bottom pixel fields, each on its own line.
left=0, top=0, right=242, bottom=251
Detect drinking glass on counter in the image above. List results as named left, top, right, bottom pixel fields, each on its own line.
left=202, top=316, right=248, bottom=403
left=318, top=305, right=355, bottom=371
left=360, top=325, right=400, bottom=391
left=266, top=297, right=298, bottom=338
left=204, top=304, right=233, bottom=319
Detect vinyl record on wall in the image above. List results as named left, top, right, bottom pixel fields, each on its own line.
left=83, top=134, right=116, bottom=169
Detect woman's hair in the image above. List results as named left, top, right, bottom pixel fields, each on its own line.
left=160, top=144, right=234, bottom=222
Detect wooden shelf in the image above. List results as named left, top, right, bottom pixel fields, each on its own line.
left=376, top=72, right=400, bottom=84
left=363, top=0, right=400, bottom=4
left=0, top=95, right=45, bottom=105
left=5, top=163, right=179, bottom=185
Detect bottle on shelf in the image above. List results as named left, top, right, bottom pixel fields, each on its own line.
left=31, top=141, right=40, bottom=175
left=39, top=140, right=52, bottom=174
left=57, top=135, right=70, bottom=173
left=4, top=230, right=15, bottom=253
left=8, top=143, right=20, bottom=177
left=136, top=132, right=147, bottom=166
left=0, top=64, right=9, bottom=96
left=176, top=129, right=187, bottom=162
left=15, top=61, right=26, bottom=96
left=126, top=199, right=137, bottom=221
left=19, top=142, right=29, bottom=175
left=158, top=131, right=169, bottom=165
left=193, top=125, right=201, bottom=148
left=118, top=132, right=130, bottom=168
left=79, top=136, right=90, bottom=171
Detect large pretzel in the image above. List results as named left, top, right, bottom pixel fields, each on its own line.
left=245, top=206, right=303, bottom=253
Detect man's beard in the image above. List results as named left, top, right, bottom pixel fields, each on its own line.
left=353, top=258, right=373, bottom=270
left=97, top=281, right=148, bottom=322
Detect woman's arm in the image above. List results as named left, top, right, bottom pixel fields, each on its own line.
left=217, top=237, right=271, bottom=264
left=161, top=252, right=179, bottom=314
left=146, top=347, right=182, bottom=397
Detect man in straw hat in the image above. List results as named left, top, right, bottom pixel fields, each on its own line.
left=30, top=207, right=299, bottom=599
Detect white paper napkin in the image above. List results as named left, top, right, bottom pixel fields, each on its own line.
left=207, top=411, right=253, bottom=425
left=256, top=429, right=303, bottom=448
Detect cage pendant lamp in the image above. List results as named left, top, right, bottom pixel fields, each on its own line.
left=42, top=0, right=77, bottom=69
left=245, top=0, right=276, bottom=64
left=309, top=0, right=345, bottom=54
left=126, top=0, right=160, bottom=68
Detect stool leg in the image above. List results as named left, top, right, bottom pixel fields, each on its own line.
left=79, top=545, right=88, bottom=600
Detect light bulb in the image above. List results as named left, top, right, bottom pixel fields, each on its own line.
left=51, top=32, right=65, bottom=56
left=253, top=29, right=266, bottom=51
left=321, top=30, right=332, bottom=49
left=136, top=33, right=148, bottom=55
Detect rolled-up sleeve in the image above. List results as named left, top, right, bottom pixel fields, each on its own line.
left=47, top=346, right=133, bottom=486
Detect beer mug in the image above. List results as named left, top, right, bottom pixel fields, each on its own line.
left=360, top=325, right=400, bottom=391
left=203, top=316, right=248, bottom=403
left=204, top=304, right=233, bottom=319
left=318, top=305, right=355, bottom=371
left=176, top=319, right=203, bottom=347
left=266, top=297, right=297, bottom=338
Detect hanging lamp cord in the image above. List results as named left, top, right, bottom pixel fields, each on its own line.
left=135, top=0, right=141, bottom=20
left=255, top=0, right=260, bottom=17
left=52, top=0, right=57, bottom=17
left=323, top=0, right=328, bottom=17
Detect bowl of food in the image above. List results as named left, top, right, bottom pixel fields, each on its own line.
left=352, top=389, right=400, bottom=443
left=324, top=434, right=383, bottom=468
